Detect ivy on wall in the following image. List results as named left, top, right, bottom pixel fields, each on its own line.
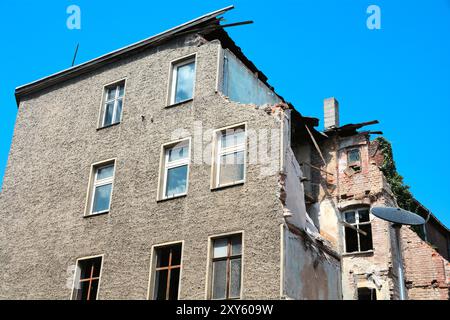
left=375, top=137, right=425, bottom=238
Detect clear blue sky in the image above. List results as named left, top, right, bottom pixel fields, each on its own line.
left=1, top=1, right=449, bottom=227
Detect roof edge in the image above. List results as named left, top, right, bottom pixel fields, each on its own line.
left=15, top=5, right=234, bottom=106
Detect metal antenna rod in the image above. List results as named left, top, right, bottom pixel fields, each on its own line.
left=71, top=43, right=80, bottom=67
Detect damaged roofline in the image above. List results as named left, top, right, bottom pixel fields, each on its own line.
left=14, top=5, right=235, bottom=106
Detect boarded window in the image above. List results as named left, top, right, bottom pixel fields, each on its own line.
left=72, top=256, right=102, bottom=300
left=152, top=244, right=182, bottom=300
left=211, top=234, right=242, bottom=300
left=344, top=209, right=373, bottom=253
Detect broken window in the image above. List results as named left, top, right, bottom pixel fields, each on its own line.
left=211, top=234, right=242, bottom=300
left=152, top=244, right=182, bottom=300
left=213, top=125, right=246, bottom=188
left=343, top=208, right=373, bottom=253
left=100, top=80, right=125, bottom=128
left=72, top=256, right=102, bottom=300
left=170, top=56, right=196, bottom=105
left=88, top=161, right=115, bottom=215
left=347, top=148, right=361, bottom=172
left=358, top=287, right=377, bottom=300
left=160, top=139, right=190, bottom=200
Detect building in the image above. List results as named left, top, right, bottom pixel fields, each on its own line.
left=299, top=97, right=450, bottom=300
left=0, top=6, right=341, bottom=300
left=1, top=6, right=448, bottom=300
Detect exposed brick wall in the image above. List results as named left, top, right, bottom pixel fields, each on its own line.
left=402, top=226, right=449, bottom=300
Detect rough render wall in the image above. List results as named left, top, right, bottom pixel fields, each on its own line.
left=0, top=36, right=287, bottom=299
left=402, top=226, right=450, bottom=300
left=283, top=227, right=341, bottom=300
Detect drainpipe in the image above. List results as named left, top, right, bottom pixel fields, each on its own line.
left=393, top=224, right=406, bottom=300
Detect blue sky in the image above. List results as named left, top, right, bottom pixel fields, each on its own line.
left=0, top=1, right=449, bottom=227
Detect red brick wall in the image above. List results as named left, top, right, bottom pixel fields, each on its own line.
left=402, top=226, right=449, bottom=300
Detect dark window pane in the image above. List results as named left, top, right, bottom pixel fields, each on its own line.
left=212, top=260, right=227, bottom=300
left=78, top=281, right=90, bottom=300
left=231, top=235, right=242, bottom=256
left=348, top=149, right=360, bottom=163
left=169, top=268, right=180, bottom=300
left=78, top=257, right=102, bottom=279
left=107, top=88, right=116, bottom=101
left=230, top=258, right=241, bottom=298
left=113, top=99, right=123, bottom=124
left=92, top=184, right=112, bottom=213
left=359, top=224, right=373, bottom=251
left=345, top=227, right=358, bottom=253
left=358, top=209, right=370, bottom=223
left=154, top=270, right=168, bottom=300
left=358, top=287, right=377, bottom=300
left=103, top=102, right=114, bottom=126
left=345, top=211, right=356, bottom=224
left=96, top=165, right=114, bottom=180
left=89, top=280, right=99, bottom=300
left=118, top=84, right=125, bottom=97
left=171, top=245, right=182, bottom=266
left=175, top=61, right=195, bottom=103
left=156, top=248, right=170, bottom=268
left=165, top=165, right=188, bottom=197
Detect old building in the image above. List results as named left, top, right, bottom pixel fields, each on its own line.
left=1, top=6, right=448, bottom=301
left=0, top=6, right=341, bottom=300
left=298, top=97, right=450, bottom=300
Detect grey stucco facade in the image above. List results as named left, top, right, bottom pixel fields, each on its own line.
left=0, top=7, right=344, bottom=300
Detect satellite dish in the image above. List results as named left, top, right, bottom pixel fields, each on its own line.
left=370, top=206, right=426, bottom=226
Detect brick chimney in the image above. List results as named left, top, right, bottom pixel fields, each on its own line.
left=324, top=97, right=339, bottom=130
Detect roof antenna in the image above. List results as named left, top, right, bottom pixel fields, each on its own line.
left=71, top=43, right=80, bottom=67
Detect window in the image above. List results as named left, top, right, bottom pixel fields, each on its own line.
left=170, top=57, right=196, bottom=105
left=358, top=287, right=377, bottom=300
left=151, top=243, right=182, bottom=300
left=210, top=234, right=242, bottom=300
left=347, top=148, right=361, bottom=171
left=213, top=125, right=246, bottom=188
left=72, top=256, right=103, bottom=300
left=100, top=81, right=125, bottom=127
left=343, top=208, right=373, bottom=253
left=87, top=161, right=115, bottom=215
left=159, top=140, right=190, bottom=200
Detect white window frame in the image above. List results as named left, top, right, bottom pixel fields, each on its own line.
left=342, top=208, right=373, bottom=253
left=213, top=123, right=247, bottom=189
left=85, top=160, right=116, bottom=216
left=158, top=138, right=191, bottom=200
left=100, top=80, right=126, bottom=128
left=70, top=254, right=104, bottom=301
left=169, top=55, right=196, bottom=105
